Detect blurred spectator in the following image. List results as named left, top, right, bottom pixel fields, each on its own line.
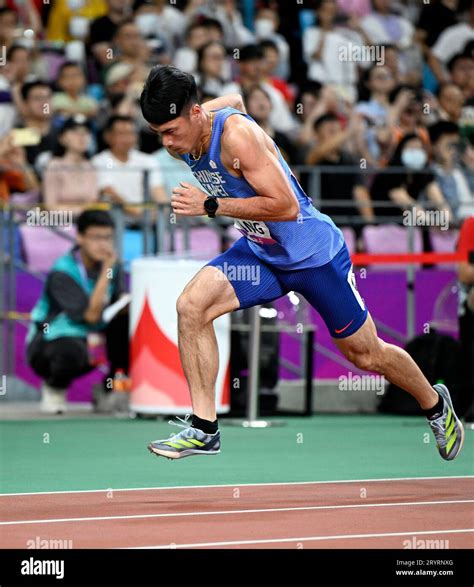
left=456, top=214, right=474, bottom=421
left=360, top=0, right=415, bottom=50
left=293, top=82, right=344, bottom=152
left=133, top=0, right=187, bottom=51
left=306, top=113, right=374, bottom=232
left=416, top=0, right=459, bottom=78
left=0, top=132, right=38, bottom=201
left=254, top=7, right=290, bottom=80
left=370, top=133, right=451, bottom=222
left=0, top=7, right=17, bottom=51
left=222, top=43, right=296, bottom=134
left=429, top=121, right=473, bottom=222
left=173, top=18, right=211, bottom=74
left=46, top=0, right=107, bottom=42
left=0, top=45, right=33, bottom=135
left=88, top=0, right=132, bottom=69
left=355, top=64, right=396, bottom=166
left=111, top=20, right=151, bottom=84
left=461, top=143, right=474, bottom=193
left=259, top=39, right=294, bottom=105
left=52, top=62, right=99, bottom=119
left=26, top=210, right=129, bottom=414
left=195, top=41, right=229, bottom=97
left=302, top=0, right=368, bottom=103
left=447, top=48, right=474, bottom=100
left=435, top=83, right=466, bottom=124
left=337, top=0, right=371, bottom=18
left=243, top=85, right=296, bottom=164
left=431, top=3, right=474, bottom=83
left=43, top=116, right=99, bottom=216
left=388, top=85, right=431, bottom=153
left=92, top=115, right=167, bottom=220
left=16, top=80, right=55, bottom=171
left=214, top=0, right=254, bottom=48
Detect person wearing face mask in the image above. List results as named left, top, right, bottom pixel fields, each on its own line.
left=370, top=133, right=452, bottom=225
left=428, top=121, right=474, bottom=222
left=254, top=7, right=290, bottom=81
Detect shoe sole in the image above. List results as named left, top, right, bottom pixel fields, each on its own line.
left=147, top=444, right=220, bottom=460
left=434, top=384, right=465, bottom=461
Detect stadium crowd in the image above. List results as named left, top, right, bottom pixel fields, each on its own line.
left=0, top=0, right=473, bottom=233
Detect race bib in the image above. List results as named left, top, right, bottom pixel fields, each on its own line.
left=234, top=219, right=278, bottom=245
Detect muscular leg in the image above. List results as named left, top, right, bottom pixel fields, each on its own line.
left=334, top=313, right=439, bottom=409
left=176, top=266, right=240, bottom=421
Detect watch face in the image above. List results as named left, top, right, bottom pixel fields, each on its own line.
left=205, top=198, right=219, bottom=213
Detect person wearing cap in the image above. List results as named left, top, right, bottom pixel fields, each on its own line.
left=43, top=116, right=99, bottom=216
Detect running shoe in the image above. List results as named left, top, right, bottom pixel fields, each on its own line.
left=148, top=418, right=221, bottom=460
left=428, top=384, right=464, bottom=461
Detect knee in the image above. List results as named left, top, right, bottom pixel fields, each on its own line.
left=346, top=345, right=384, bottom=373
left=176, top=291, right=206, bottom=327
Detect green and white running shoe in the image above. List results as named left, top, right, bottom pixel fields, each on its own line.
left=148, top=417, right=221, bottom=460
left=428, top=384, right=464, bottom=461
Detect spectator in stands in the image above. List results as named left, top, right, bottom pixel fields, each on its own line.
left=195, top=41, right=229, bottom=97
left=92, top=115, right=167, bottom=221
left=429, top=121, right=474, bottom=221
left=133, top=0, right=187, bottom=52
left=89, top=0, right=132, bottom=69
left=26, top=210, right=129, bottom=414
left=254, top=7, right=290, bottom=80
left=306, top=113, right=374, bottom=234
left=213, top=0, right=254, bottom=48
left=302, top=0, right=367, bottom=103
left=456, top=214, right=474, bottom=421
left=52, top=62, right=99, bottom=119
left=222, top=43, right=296, bottom=134
left=435, top=83, right=466, bottom=124
left=430, top=2, right=474, bottom=83
left=337, top=0, right=371, bottom=18
left=0, top=132, right=38, bottom=201
left=173, top=18, right=211, bottom=74
left=16, top=80, right=55, bottom=171
left=0, top=45, right=33, bottom=136
left=461, top=143, right=474, bottom=193
left=243, top=85, right=296, bottom=164
left=112, top=20, right=151, bottom=84
left=370, top=133, right=451, bottom=222
left=355, top=64, right=396, bottom=166
left=388, top=85, right=431, bottom=153
left=416, top=0, right=459, bottom=82
left=46, top=0, right=107, bottom=42
left=360, top=0, right=415, bottom=50
left=43, top=116, right=99, bottom=216
left=0, top=7, right=17, bottom=51
left=259, top=39, right=294, bottom=105
left=447, top=48, right=474, bottom=101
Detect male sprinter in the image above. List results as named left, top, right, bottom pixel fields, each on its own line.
left=140, top=65, right=464, bottom=461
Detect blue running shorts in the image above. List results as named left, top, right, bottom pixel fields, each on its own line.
left=206, top=237, right=368, bottom=339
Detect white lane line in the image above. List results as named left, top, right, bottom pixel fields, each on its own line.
left=1, top=499, right=473, bottom=527
left=0, top=475, right=472, bottom=497
left=128, top=528, right=474, bottom=549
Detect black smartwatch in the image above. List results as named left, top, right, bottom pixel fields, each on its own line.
left=204, top=196, right=219, bottom=218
